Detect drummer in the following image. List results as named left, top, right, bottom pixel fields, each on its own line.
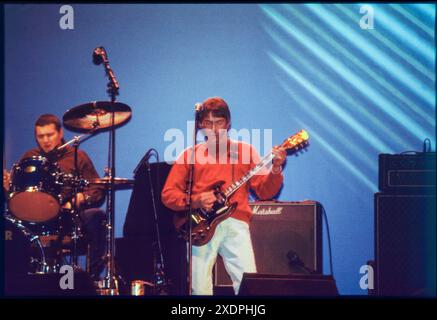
left=4, top=114, right=107, bottom=281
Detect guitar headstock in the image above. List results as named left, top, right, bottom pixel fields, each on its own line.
left=280, top=129, right=309, bottom=153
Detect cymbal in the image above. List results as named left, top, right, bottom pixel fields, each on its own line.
left=88, top=177, right=135, bottom=188
left=63, top=101, right=132, bottom=132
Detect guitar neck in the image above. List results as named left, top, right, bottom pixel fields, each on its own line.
left=224, top=152, right=275, bottom=198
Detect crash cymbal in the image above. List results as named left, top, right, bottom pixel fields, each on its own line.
left=88, top=177, right=135, bottom=188
left=63, top=101, right=132, bottom=132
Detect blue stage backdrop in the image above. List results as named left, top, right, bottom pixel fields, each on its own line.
left=4, top=4, right=435, bottom=295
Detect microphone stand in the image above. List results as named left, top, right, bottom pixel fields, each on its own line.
left=185, top=107, right=201, bottom=295
left=144, top=149, right=169, bottom=295
left=96, top=47, right=121, bottom=295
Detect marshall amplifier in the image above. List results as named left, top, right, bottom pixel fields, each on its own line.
left=214, top=201, right=322, bottom=294
left=378, top=152, right=436, bottom=194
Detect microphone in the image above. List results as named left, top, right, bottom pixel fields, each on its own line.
left=287, top=249, right=316, bottom=274
left=93, top=46, right=106, bottom=65
left=195, top=103, right=204, bottom=124
left=287, top=250, right=303, bottom=266
left=133, top=148, right=155, bottom=175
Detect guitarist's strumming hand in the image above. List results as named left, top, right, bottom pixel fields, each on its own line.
left=193, top=191, right=216, bottom=211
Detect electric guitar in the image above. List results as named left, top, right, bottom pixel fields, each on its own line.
left=174, top=129, right=310, bottom=246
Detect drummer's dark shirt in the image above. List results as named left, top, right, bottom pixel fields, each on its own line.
left=21, top=145, right=105, bottom=208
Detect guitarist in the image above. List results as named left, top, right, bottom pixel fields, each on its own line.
left=161, top=97, right=286, bottom=295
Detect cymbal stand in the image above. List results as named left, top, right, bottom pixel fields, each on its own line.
left=58, top=126, right=100, bottom=270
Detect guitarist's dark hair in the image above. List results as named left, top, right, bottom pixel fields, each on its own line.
left=199, top=97, right=231, bottom=127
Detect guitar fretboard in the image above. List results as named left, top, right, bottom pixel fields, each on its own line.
left=224, top=152, right=275, bottom=198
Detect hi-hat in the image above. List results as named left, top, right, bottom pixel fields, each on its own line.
left=88, top=177, right=135, bottom=188
left=63, top=101, right=132, bottom=132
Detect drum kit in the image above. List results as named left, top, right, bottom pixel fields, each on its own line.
left=5, top=48, right=134, bottom=295
left=4, top=101, right=133, bottom=294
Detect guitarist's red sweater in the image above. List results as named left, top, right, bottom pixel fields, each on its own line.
left=161, top=140, right=283, bottom=224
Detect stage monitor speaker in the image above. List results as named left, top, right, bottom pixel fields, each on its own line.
left=238, top=273, right=338, bottom=296
left=214, top=201, right=322, bottom=294
left=120, top=159, right=188, bottom=294
left=375, top=193, right=436, bottom=296
left=123, top=160, right=177, bottom=237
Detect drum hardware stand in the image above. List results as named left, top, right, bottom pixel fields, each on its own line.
left=144, top=149, right=169, bottom=295
left=57, top=124, right=100, bottom=151
left=71, top=135, right=86, bottom=270
left=94, top=46, right=124, bottom=295
left=58, top=126, right=100, bottom=271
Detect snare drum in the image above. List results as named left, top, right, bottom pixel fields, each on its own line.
left=8, top=156, right=63, bottom=223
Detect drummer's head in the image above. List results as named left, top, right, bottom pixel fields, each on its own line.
left=34, top=114, right=64, bottom=153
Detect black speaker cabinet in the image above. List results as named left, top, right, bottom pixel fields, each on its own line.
left=375, top=193, right=436, bottom=296
left=238, top=273, right=338, bottom=296
left=214, top=201, right=322, bottom=294
left=123, top=161, right=176, bottom=237
left=119, top=160, right=188, bottom=295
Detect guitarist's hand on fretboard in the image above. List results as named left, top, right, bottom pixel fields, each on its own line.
left=272, top=145, right=287, bottom=168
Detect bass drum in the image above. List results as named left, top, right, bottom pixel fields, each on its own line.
left=4, top=216, right=47, bottom=276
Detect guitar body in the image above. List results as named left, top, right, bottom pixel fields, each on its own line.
left=174, top=181, right=237, bottom=246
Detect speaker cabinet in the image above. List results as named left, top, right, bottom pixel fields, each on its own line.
left=214, top=201, right=322, bottom=294
left=123, top=161, right=176, bottom=237
left=119, top=160, right=188, bottom=295
left=238, top=273, right=338, bottom=296
left=375, top=193, right=436, bottom=296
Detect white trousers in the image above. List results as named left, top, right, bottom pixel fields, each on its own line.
left=191, top=217, right=257, bottom=295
